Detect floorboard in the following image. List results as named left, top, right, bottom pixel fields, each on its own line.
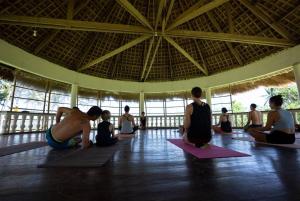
left=0, top=129, right=299, bottom=201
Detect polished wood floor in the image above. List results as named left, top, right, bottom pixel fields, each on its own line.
left=0, top=129, right=300, bottom=201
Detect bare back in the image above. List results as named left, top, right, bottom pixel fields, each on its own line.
left=249, top=110, right=262, bottom=125
left=52, top=110, right=90, bottom=141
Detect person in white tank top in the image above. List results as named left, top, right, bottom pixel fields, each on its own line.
left=119, top=105, right=138, bottom=134
left=248, top=95, right=295, bottom=144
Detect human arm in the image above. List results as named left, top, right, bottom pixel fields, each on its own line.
left=131, top=115, right=136, bottom=127
left=56, top=107, right=72, bottom=123
left=110, top=124, right=116, bottom=138
left=82, top=123, right=92, bottom=148
left=183, top=105, right=192, bottom=132
left=253, top=112, right=275, bottom=132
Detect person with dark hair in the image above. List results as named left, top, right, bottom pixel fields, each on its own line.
left=119, top=105, right=138, bottom=134
left=183, top=87, right=212, bottom=148
left=244, top=103, right=262, bottom=131
left=248, top=95, right=295, bottom=144
left=212, top=107, right=232, bottom=133
left=45, top=106, right=102, bottom=149
left=140, top=111, right=147, bottom=130
left=96, top=110, right=118, bottom=146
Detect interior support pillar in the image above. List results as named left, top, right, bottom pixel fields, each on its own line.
left=293, top=63, right=300, bottom=100
left=139, top=91, right=145, bottom=114
left=70, top=84, right=78, bottom=108
left=205, top=88, right=212, bottom=107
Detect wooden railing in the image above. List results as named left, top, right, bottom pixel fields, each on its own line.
left=1, top=109, right=300, bottom=134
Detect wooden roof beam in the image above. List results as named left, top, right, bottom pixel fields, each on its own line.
left=167, top=0, right=229, bottom=31
left=155, top=0, right=166, bottom=31
left=140, top=37, right=155, bottom=80
left=0, top=15, right=153, bottom=35
left=143, top=37, right=162, bottom=81
left=206, top=12, right=243, bottom=65
left=239, top=0, right=294, bottom=41
left=67, top=0, right=74, bottom=20
left=164, top=36, right=208, bottom=75
left=116, top=0, right=153, bottom=30
left=162, top=0, right=174, bottom=32
left=165, top=30, right=295, bottom=47
left=178, top=0, right=208, bottom=72
left=34, top=1, right=90, bottom=55
left=78, top=35, right=151, bottom=71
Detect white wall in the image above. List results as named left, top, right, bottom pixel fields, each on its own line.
left=1, top=39, right=300, bottom=93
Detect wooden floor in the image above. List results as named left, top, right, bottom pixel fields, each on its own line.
left=0, top=129, right=300, bottom=201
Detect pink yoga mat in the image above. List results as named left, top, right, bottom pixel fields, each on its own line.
left=167, top=139, right=250, bottom=159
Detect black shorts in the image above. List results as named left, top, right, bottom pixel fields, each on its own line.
left=187, top=131, right=212, bottom=145
left=266, top=130, right=295, bottom=144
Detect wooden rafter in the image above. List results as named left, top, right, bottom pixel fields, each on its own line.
left=155, top=0, right=166, bottom=31
left=67, top=0, right=74, bottom=20
left=206, top=12, right=243, bottom=65
left=143, top=37, right=162, bottom=81
left=179, top=0, right=208, bottom=72
left=78, top=35, right=151, bottom=71
left=167, top=0, right=229, bottom=31
left=165, top=30, right=295, bottom=47
left=226, top=2, right=234, bottom=33
left=162, top=0, right=175, bottom=32
left=140, top=37, right=155, bottom=80
left=34, top=1, right=89, bottom=55
left=110, top=1, right=137, bottom=78
left=76, top=34, right=99, bottom=68
left=164, top=36, right=208, bottom=75
left=116, top=0, right=153, bottom=30
left=77, top=0, right=115, bottom=69
left=239, top=0, right=294, bottom=41
left=0, top=15, right=152, bottom=35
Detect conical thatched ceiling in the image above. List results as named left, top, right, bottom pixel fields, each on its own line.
left=0, top=0, right=299, bottom=82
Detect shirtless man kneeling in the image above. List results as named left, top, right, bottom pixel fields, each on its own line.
left=46, top=106, right=102, bottom=149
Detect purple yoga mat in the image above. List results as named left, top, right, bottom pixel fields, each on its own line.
left=167, top=139, right=250, bottom=159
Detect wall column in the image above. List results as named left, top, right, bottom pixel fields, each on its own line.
left=293, top=63, right=300, bottom=100
left=205, top=88, right=212, bottom=107
left=70, top=84, right=78, bottom=108
left=139, top=92, right=145, bottom=114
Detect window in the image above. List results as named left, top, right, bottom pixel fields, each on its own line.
left=145, top=100, right=164, bottom=116
left=211, top=93, right=232, bottom=114
left=165, top=98, right=185, bottom=116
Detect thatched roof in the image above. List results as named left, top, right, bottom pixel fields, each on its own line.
left=212, top=68, right=295, bottom=95
left=0, top=0, right=299, bottom=82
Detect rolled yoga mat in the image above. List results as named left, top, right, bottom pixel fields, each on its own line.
left=0, top=141, right=48, bottom=157
left=232, top=136, right=300, bottom=149
left=38, top=144, right=120, bottom=168
left=167, top=139, right=250, bottom=159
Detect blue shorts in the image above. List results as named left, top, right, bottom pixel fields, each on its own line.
left=46, top=127, right=77, bottom=149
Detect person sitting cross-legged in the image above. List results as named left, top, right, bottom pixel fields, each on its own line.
left=96, top=110, right=118, bottom=146
left=244, top=103, right=263, bottom=131
left=183, top=87, right=212, bottom=148
left=212, top=107, right=232, bottom=134
left=248, top=95, right=295, bottom=144
left=119, top=105, right=138, bottom=134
